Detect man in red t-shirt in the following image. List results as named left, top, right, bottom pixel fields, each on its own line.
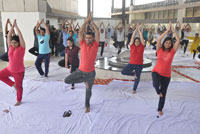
left=121, top=25, right=145, bottom=94
left=64, top=12, right=100, bottom=113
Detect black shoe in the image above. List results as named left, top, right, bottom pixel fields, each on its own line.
left=63, top=110, right=72, bottom=117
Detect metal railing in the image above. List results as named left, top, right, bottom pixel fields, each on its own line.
left=185, top=0, right=200, bottom=3
left=112, top=0, right=179, bottom=13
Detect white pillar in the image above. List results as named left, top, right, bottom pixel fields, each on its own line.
left=129, top=5, right=133, bottom=24
left=1, top=12, right=46, bottom=61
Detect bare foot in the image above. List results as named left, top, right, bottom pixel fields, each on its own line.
left=85, top=107, right=90, bottom=113
left=132, top=90, right=136, bottom=94
left=159, top=93, right=163, bottom=97
left=15, top=101, right=21, bottom=106
left=3, top=109, right=9, bottom=113
left=158, top=111, right=163, bottom=116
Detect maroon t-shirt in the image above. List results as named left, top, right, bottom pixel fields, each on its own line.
left=65, top=46, right=80, bottom=67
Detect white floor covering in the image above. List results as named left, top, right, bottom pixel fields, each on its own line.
left=0, top=45, right=200, bottom=134
left=0, top=77, right=200, bottom=134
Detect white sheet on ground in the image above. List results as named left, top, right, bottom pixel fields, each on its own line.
left=0, top=79, right=200, bottom=134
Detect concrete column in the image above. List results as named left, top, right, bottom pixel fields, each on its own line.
left=1, top=12, right=46, bottom=61
left=177, top=8, right=186, bottom=23
left=87, top=0, right=91, bottom=17
left=111, top=0, right=114, bottom=13
left=129, top=5, right=133, bottom=24
left=177, top=0, right=186, bottom=23
left=122, top=0, right=126, bottom=26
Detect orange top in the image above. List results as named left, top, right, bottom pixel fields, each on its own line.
left=152, top=48, right=175, bottom=77
left=129, top=43, right=145, bottom=65
left=79, top=40, right=99, bottom=72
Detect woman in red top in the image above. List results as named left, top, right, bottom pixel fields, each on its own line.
left=152, top=22, right=180, bottom=116
left=0, top=19, right=26, bottom=106
left=121, top=25, right=145, bottom=94
left=65, top=37, right=80, bottom=89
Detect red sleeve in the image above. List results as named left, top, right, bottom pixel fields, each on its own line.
left=79, top=40, right=85, bottom=46
left=171, top=48, right=175, bottom=54
left=93, top=41, right=99, bottom=47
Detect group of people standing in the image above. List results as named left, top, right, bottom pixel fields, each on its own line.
left=0, top=13, right=198, bottom=117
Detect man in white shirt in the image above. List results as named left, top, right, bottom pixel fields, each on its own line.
left=116, top=21, right=125, bottom=55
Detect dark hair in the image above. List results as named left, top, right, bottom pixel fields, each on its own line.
left=67, top=37, right=74, bottom=47
left=69, top=30, right=74, bottom=34
left=86, top=32, right=93, bottom=36
left=86, top=32, right=94, bottom=37
left=40, top=27, right=46, bottom=32
left=195, top=33, right=199, bottom=36
left=11, top=35, right=20, bottom=44
left=134, top=37, right=141, bottom=45
left=161, top=37, right=174, bottom=51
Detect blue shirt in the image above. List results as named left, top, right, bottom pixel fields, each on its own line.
left=65, top=33, right=78, bottom=45
left=62, top=30, right=68, bottom=47
left=37, top=34, right=50, bottom=54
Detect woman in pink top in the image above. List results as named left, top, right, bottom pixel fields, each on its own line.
left=0, top=19, right=25, bottom=106
left=152, top=22, right=180, bottom=117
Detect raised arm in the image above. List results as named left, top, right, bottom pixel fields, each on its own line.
left=7, top=22, right=15, bottom=48
left=129, top=25, right=138, bottom=46
left=91, top=19, right=100, bottom=42
left=42, top=19, right=50, bottom=35
left=156, top=22, right=171, bottom=51
left=61, top=20, right=66, bottom=31
left=171, top=23, right=180, bottom=52
left=137, top=26, right=145, bottom=45
left=5, top=19, right=9, bottom=34
left=13, top=20, right=26, bottom=48
left=186, top=23, right=192, bottom=32
left=35, top=21, right=40, bottom=36
left=79, top=13, right=91, bottom=41
left=115, top=21, right=121, bottom=29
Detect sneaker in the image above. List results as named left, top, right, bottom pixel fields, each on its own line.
left=40, top=75, right=44, bottom=78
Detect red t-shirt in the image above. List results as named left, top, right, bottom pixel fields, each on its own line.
left=152, top=48, right=175, bottom=77
left=8, top=46, right=25, bottom=73
left=79, top=40, right=99, bottom=72
left=65, top=46, right=80, bottom=67
left=129, top=43, right=145, bottom=65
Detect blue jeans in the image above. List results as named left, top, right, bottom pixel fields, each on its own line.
left=60, top=50, right=65, bottom=57
left=121, top=64, right=143, bottom=91
left=35, top=54, right=50, bottom=77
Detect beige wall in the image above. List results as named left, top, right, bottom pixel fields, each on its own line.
left=0, top=0, right=38, bottom=12
left=47, top=0, right=78, bottom=14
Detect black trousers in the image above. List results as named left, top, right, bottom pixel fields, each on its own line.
left=99, top=42, right=105, bottom=56
left=29, top=47, right=38, bottom=56
left=182, top=40, right=189, bottom=54
left=152, top=72, right=171, bottom=111
left=0, top=52, right=9, bottom=61
left=70, top=65, right=79, bottom=87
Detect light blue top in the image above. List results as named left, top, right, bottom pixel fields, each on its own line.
left=63, top=30, right=77, bottom=46
left=62, top=30, right=68, bottom=47
left=37, top=34, right=50, bottom=54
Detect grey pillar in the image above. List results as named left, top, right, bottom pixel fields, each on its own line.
left=122, top=0, right=126, bottom=25
left=87, top=0, right=91, bottom=17
left=130, top=0, right=133, bottom=6
left=112, top=0, right=114, bottom=13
